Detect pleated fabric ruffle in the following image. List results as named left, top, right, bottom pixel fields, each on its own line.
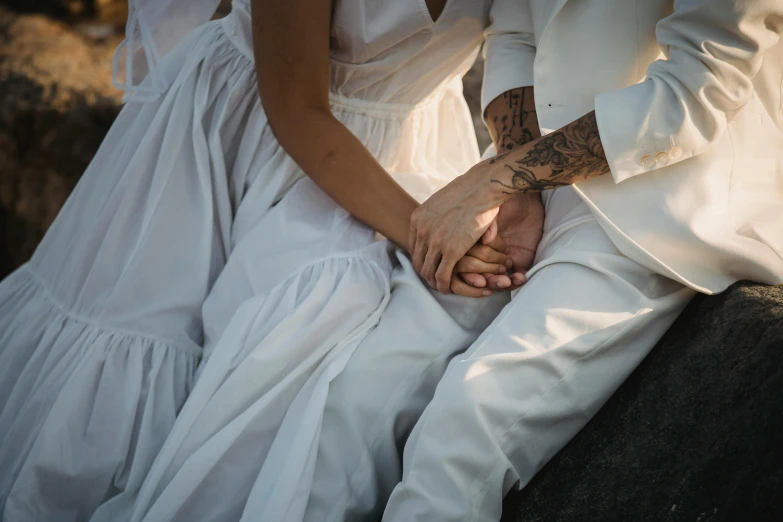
left=0, top=268, right=198, bottom=522
left=93, top=250, right=392, bottom=522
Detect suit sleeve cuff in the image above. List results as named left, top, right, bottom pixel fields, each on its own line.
left=595, top=79, right=699, bottom=184
left=481, top=35, right=536, bottom=115
left=594, top=81, right=659, bottom=184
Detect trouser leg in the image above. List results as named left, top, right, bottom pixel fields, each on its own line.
left=382, top=189, right=696, bottom=522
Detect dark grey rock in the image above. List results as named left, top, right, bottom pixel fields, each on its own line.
left=501, top=282, right=783, bottom=522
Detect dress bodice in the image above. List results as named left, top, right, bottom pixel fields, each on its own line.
left=233, top=0, right=491, bottom=103
left=223, top=0, right=487, bottom=202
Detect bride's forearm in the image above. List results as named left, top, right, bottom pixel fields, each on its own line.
left=251, top=0, right=418, bottom=252
left=269, top=106, right=418, bottom=252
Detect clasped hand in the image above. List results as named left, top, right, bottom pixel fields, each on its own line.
left=409, top=167, right=544, bottom=297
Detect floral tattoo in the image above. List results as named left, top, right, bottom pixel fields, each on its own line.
left=491, top=111, right=608, bottom=193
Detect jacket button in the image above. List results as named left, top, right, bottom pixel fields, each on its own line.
left=669, top=147, right=683, bottom=160
left=640, top=154, right=654, bottom=167
left=655, top=151, right=669, bottom=164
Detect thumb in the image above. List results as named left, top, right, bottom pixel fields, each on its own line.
left=481, top=219, right=498, bottom=245
left=480, top=218, right=506, bottom=254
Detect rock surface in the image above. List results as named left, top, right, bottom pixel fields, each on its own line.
left=0, top=6, right=122, bottom=277
left=501, top=281, right=783, bottom=522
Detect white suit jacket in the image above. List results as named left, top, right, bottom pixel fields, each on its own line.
left=482, top=0, right=783, bottom=294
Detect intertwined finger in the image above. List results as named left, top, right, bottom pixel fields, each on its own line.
left=465, top=244, right=506, bottom=266
left=483, top=273, right=512, bottom=290
left=412, top=233, right=427, bottom=275
left=461, top=272, right=487, bottom=288
left=510, top=271, right=527, bottom=287
left=454, top=255, right=506, bottom=275
left=421, top=248, right=442, bottom=288
left=435, top=249, right=460, bottom=294
left=450, top=274, right=492, bottom=298
left=485, top=271, right=527, bottom=291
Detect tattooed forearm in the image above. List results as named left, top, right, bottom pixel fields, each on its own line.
left=484, top=87, right=540, bottom=153
left=488, top=111, right=608, bottom=195
left=491, top=165, right=570, bottom=194
left=488, top=150, right=513, bottom=165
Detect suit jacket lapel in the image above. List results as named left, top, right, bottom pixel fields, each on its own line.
left=538, top=0, right=568, bottom=49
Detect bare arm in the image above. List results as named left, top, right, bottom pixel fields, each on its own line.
left=251, top=0, right=418, bottom=251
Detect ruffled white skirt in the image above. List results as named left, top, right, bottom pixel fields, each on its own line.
left=0, top=11, right=480, bottom=522
left=90, top=178, right=395, bottom=522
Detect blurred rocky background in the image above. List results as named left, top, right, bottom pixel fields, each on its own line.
left=0, top=1, right=125, bottom=276
left=0, top=3, right=780, bottom=522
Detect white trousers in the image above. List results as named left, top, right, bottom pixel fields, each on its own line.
left=303, top=186, right=696, bottom=522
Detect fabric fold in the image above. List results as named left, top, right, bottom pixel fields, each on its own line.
left=98, top=255, right=391, bottom=522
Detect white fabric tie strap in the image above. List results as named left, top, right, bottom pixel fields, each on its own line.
left=113, top=0, right=222, bottom=102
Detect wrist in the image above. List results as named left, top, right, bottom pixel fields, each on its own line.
left=464, top=165, right=508, bottom=209
left=488, top=165, right=516, bottom=203
left=469, top=157, right=520, bottom=206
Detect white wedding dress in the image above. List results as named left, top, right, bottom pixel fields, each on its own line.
left=0, top=0, right=491, bottom=520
